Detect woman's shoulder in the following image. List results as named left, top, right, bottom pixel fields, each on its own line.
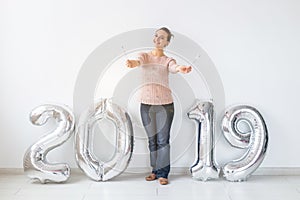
left=138, top=52, right=150, bottom=58
left=162, top=54, right=175, bottom=62
left=138, top=51, right=151, bottom=55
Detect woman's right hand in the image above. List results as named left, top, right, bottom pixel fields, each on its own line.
left=126, top=60, right=140, bottom=68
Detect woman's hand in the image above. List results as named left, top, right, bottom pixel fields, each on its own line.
left=176, top=65, right=192, bottom=73
left=126, top=60, right=140, bottom=68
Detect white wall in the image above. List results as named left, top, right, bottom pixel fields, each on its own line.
left=1, top=0, right=300, bottom=169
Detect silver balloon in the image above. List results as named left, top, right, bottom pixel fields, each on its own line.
left=75, top=99, right=134, bottom=181
left=23, top=104, right=75, bottom=183
left=187, top=100, right=219, bottom=181
left=221, top=105, right=268, bottom=182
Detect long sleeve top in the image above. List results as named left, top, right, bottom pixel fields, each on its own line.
left=138, top=52, right=178, bottom=105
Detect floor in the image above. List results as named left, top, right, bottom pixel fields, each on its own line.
left=0, top=172, right=300, bottom=200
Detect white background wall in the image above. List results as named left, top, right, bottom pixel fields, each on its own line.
left=1, top=0, right=300, bottom=169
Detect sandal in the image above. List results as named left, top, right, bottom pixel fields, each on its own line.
left=158, top=178, right=168, bottom=185
left=145, top=173, right=157, bottom=181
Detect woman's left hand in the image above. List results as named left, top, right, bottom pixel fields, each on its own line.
left=177, top=65, right=192, bottom=73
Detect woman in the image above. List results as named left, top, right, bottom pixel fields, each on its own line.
left=126, top=27, right=192, bottom=185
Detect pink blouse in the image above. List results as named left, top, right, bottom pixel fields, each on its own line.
left=138, top=52, right=178, bottom=105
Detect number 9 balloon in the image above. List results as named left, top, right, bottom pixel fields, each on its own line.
left=23, top=104, right=75, bottom=183
left=221, top=105, right=268, bottom=182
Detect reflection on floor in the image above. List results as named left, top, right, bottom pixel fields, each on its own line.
left=0, top=172, right=300, bottom=200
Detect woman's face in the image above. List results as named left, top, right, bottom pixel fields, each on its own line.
left=153, top=30, right=169, bottom=49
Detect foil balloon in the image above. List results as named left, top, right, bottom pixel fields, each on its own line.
left=187, top=100, right=219, bottom=181
left=75, top=99, right=134, bottom=181
left=221, top=105, right=268, bottom=182
left=23, top=104, right=75, bottom=183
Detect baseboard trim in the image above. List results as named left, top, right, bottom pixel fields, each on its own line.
left=253, top=167, right=300, bottom=176
left=1, top=167, right=300, bottom=176
left=123, top=167, right=300, bottom=176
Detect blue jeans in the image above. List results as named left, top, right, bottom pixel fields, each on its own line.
left=140, top=103, right=174, bottom=179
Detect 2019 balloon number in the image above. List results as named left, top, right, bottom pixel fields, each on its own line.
left=23, top=99, right=268, bottom=183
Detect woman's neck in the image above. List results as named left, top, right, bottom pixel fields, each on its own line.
left=151, top=48, right=165, bottom=57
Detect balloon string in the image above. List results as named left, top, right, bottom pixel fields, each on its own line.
left=192, top=54, right=201, bottom=64
left=121, top=45, right=129, bottom=60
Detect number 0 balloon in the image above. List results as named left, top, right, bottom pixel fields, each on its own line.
left=75, top=99, right=134, bottom=181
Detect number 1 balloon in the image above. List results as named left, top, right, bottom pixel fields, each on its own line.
left=187, top=100, right=219, bottom=181
left=221, top=105, right=268, bottom=182
left=23, top=104, right=75, bottom=183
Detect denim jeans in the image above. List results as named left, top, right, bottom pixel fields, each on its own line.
left=140, top=103, right=174, bottom=179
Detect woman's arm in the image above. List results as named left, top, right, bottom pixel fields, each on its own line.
left=169, top=60, right=192, bottom=74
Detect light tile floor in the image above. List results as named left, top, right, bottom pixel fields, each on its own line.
left=1, top=172, right=300, bottom=200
